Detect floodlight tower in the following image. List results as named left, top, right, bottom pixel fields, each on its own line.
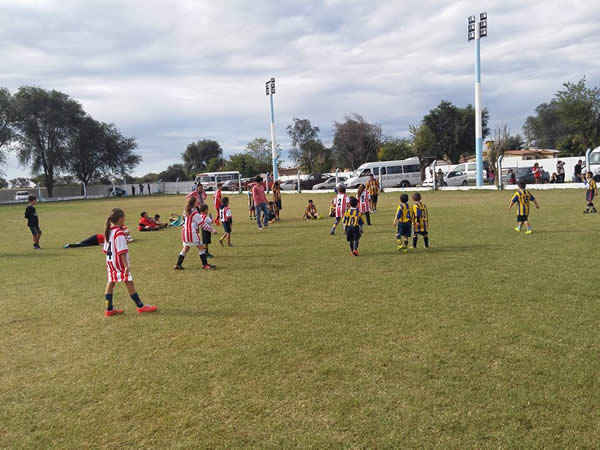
left=265, top=78, right=278, bottom=181
left=468, top=12, right=488, bottom=187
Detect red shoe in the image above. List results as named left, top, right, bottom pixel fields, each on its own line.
left=202, top=264, right=216, bottom=270
left=137, top=305, right=158, bottom=314
left=353, top=250, right=359, bottom=256
left=104, top=309, right=124, bottom=317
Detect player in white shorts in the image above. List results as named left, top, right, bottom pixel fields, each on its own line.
left=330, top=185, right=350, bottom=235
left=174, top=197, right=217, bottom=270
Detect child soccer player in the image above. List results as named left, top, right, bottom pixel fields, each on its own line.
left=330, top=185, right=349, bottom=235
left=268, top=201, right=277, bottom=224
left=174, top=198, right=216, bottom=270
left=24, top=195, right=42, bottom=249
left=103, top=208, right=157, bottom=317
left=214, top=183, right=223, bottom=225
left=199, top=204, right=215, bottom=258
left=584, top=172, right=597, bottom=214
left=218, top=197, right=233, bottom=246
left=393, top=194, right=412, bottom=252
left=357, top=184, right=371, bottom=225
left=248, top=190, right=256, bottom=221
left=411, top=192, right=429, bottom=248
left=508, top=181, right=540, bottom=234
left=343, top=197, right=364, bottom=256
left=303, top=200, right=319, bottom=220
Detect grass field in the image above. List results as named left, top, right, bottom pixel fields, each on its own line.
left=1, top=190, right=600, bottom=448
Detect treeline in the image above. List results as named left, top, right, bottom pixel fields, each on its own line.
left=0, top=86, right=140, bottom=196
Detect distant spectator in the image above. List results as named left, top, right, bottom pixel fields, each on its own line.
left=508, top=169, right=516, bottom=185
left=131, top=185, right=135, bottom=196
left=550, top=173, right=558, bottom=184
left=185, top=183, right=207, bottom=209
left=139, top=184, right=144, bottom=196
left=138, top=211, right=159, bottom=231
left=252, top=176, right=269, bottom=229
left=532, top=163, right=542, bottom=184
left=556, top=160, right=565, bottom=183
left=488, top=167, right=495, bottom=186
left=574, top=160, right=583, bottom=182
left=147, top=183, right=151, bottom=195
left=436, top=169, right=445, bottom=187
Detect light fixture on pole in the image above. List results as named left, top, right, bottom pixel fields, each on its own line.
left=468, top=12, right=488, bottom=187
left=265, top=77, right=278, bottom=183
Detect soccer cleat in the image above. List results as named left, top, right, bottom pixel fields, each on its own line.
left=353, top=250, right=359, bottom=256
left=584, top=210, right=589, bottom=214
left=227, top=243, right=233, bottom=247
left=514, top=227, right=521, bottom=232
left=173, top=265, right=184, bottom=270
left=525, top=230, right=533, bottom=234
left=137, top=305, right=158, bottom=314
left=104, top=309, right=124, bottom=317
left=202, top=264, right=216, bottom=270
left=218, top=239, right=224, bottom=247
left=330, top=230, right=335, bottom=236
left=206, top=253, right=214, bottom=258
left=63, top=244, right=70, bottom=248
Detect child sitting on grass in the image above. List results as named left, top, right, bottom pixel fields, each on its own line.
left=303, top=200, right=319, bottom=220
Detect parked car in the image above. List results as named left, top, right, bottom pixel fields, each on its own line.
left=451, top=161, right=490, bottom=184
left=514, top=166, right=550, bottom=184
left=107, top=187, right=127, bottom=197
left=312, top=176, right=347, bottom=190
left=280, top=179, right=297, bottom=191
left=221, top=179, right=239, bottom=191
left=344, top=158, right=422, bottom=188
left=443, top=170, right=468, bottom=186
left=15, top=191, right=31, bottom=201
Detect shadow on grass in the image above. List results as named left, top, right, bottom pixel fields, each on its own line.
left=157, top=308, right=247, bottom=318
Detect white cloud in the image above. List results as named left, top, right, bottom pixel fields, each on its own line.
left=1, top=0, right=600, bottom=178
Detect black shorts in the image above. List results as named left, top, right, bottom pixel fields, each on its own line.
left=396, top=222, right=411, bottom=238
left=29, top=225, right=41, bottom=235
left=223, top=221, right=232, bottom=233
left=276, top=199, right=282, bottom=210
left=372, top=194, right=378, bottom=203
left=346, top=226, right=361, bottom=242
left=517, top=215, right=528, bottom=223
left=202, top=229, right=212, bottom=244
left=414, top=231, right=428, bottom=236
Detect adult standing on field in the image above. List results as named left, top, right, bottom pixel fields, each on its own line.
left=574, top=160, right=583, bottom=182
left=139, top=183, right=144, bottom=196
left=147, top=183, right=151, bottom=195
left=366, top=174, right=380, bottom=213
left=252, top=176, right=269, bottom=229
left=185, top=183, right=208, bottom=210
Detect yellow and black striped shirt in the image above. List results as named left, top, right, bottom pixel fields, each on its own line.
left=412, top=201, right=429, bottom=233
left=395, top=203, right=412, bottom=223
left=587, top=179, right=597, bottom=194
left=511, top=189, right=535, bottom=216
left=366, top=179, right=379, bottom=196
left=343, top=208, right=363, bottom=227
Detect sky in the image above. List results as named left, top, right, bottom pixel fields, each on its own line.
left=1, top=0, right=600, bottom=180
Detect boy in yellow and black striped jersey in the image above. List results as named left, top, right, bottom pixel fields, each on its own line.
left=343, top=197, right=364, bottom=256
left=411, top=192, right=429, bottom=248
left=508, top=181, right=540, bottom=234
left=584, top=171, right=597, bottom=214
left=393, top=193, right=412, bottom=252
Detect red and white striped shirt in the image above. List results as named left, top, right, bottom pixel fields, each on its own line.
left=181, top=211, right=215, bottom=244
left=359, top=191, right=370, bottom=213
left=335, top=193, right=349, bottom=218
left=103, top=226, right=131, bottom=282
left=219, top=205, right=232, bottom=223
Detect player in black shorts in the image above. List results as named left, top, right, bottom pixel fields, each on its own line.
left=24, top=195, right=42, bottom=249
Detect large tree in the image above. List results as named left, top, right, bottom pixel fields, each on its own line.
left=157, top=164, right=190, bottom=182
left=0, top=176, right=8, bottom=189
left=64, top=116, right=140, bottom=191
left=182, top=139, right=223, bottom=175
left=10, top=177, right=30, bottom=188
left=12, top=86, right=84, bottom=197
left=422, top=101, right=489, bottom=164
left=287, top=118, right=332, bottom=174
left=524, top=78, right=600, bottom=155
left=377, top=138, right=414, bottom=161
left=332, top=114, right=382, bottom=170
left=0, top=88, right=15, bottom=171
left=224, top=153, right=263, bottom=178
left=409, top=124, right=439, bottom=181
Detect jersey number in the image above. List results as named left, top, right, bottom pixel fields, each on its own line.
left=337, top=199, right=342, bottom=206
left=106, top=242, right=112, bottom=258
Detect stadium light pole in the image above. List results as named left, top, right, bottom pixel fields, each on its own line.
left=265, top=78, right=279, bottom=183
left=468, top=13, right=488, bottom=187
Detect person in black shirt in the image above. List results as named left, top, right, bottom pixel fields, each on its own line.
left=574, top=160, right=583, bottom=182
left=24, top=195, right=42, bottom=249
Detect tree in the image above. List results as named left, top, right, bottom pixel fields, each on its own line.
left=224, top=153, right=262, bottom=178
left=138, top=173, right=159, bottom=183
left=157, top=164, right=190, bottom=182
left=377, top=138, right=414, bottom=161
left=63, top=116, right=140, bottom=192
left=422, top=101, right=489, bottom=164
left=10, top=177, right=30, bottom=188
left=12, top=86, right=84, bottom=197
left=182, top=140, right=223, bottom=175
left=0, top=177, right=7, bottom=189
left=206, top=157, right=225, bottom=172
left=332, top=114, right=382, bottom=170
left=287, top=118, right=333, bottom=173
left=0, top=88, right=15, bottom=172
left=409, top=124, right=438, bottom=181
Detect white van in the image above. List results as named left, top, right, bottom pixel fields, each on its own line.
left=195, top=171, right=240, bottom=191
left=344, top=158, right=422, bottom=189
left=588, top=147, right=600, bottom=180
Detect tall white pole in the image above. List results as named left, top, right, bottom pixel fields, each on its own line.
left=474, top=26, right=484, bottom=187
left=268, top=80, right=278, bottom=182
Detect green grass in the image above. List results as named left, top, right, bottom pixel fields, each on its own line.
left=1, top=190, right=599, bottom=448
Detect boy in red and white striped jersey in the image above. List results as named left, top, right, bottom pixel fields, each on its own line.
left=174, top=198, right=216, bottom=270
left=357, top=183, right=371, bottom=225
left=330, top=185, right=350, bottom=235
left=218, top=197, right=233, bottom=247
left=102, top=208, right=157, bottom=317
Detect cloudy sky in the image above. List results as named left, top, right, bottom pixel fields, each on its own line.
left=1, top=0, right=600, bottom=179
